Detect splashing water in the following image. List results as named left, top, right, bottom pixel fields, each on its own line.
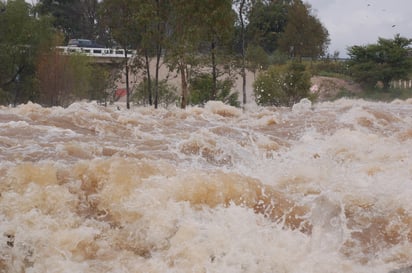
left=1, top=99, right=412, bottom=273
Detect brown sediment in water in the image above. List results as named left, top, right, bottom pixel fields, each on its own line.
left=173, top=171, right=312, bottom=233
left=2, top=100, right=412, bottom=272
left=342, top=200, right=412, bottom=263
left=397, top=129, right=412, bottom=141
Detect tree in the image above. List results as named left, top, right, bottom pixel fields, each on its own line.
left=245, top=0, right=290, bottom=54
left=254, top=62, right=312, bottom=106
left=89, top=65, right=117, bottom=105
left=234, top=0, right=286, bottom=105
left=277, top=1, right=329, bottom=60
left=236, top=0, right=248, bottom=106
left=137, top=0, right=170, bottom=109
left=347, top=34, right=412, bottom=89
left=100, top=0, right=172, bottom=109
left=197, top=0, right=235, bottom=100
left=36, top=0, right=102, bottom=44
left=166, top=0, right=202, bottom=109
left=165, top=0, right=237, bottom=109
left=132, top=78, right=178, bottom=107
left=189, top=73, right=239, bottom=107
left=36, top=49, right=93, bottom=106
left=0, top=0, right=54, bottom=105
left=99, top=0, right=142, bottom=109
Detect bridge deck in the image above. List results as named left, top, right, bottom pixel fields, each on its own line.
left=56, top=46, right=136, bottom=59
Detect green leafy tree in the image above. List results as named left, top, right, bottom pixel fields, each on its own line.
left=99, top=0, right=142, bottom=109
left=166, top=0, right=236, bottom=108
left=189, top=73, right=239, bottom=107
left=254, top=62, right=312, bottom=106
left=233, top=0, right=250, bottom=106
left=347, top=34, right=412, bottom=89
left=234, top=0, right=285, bottom=106
left=100, top=0, right=171, bottom=109
left=0, top=0, right=54, bottom=105
left=166, top=0, right=203, bottom=109
left=136, top=0, right=170, bottom=109
left=245, top=0, right=290, bottom=54
left=196, top=0, right=235, bottom=101
left=278, top=1, right=329, bottom=60
left=132, top=78, right=178, bottom=107
left=36, top=0, right=103, bottom=44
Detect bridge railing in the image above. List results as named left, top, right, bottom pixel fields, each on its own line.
left=56, top=46, right=137, bottom=58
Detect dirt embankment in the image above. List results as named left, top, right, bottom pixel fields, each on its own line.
left=117, top=62, right=362, bottom=104
left=311, top=76, right=363, bottom=101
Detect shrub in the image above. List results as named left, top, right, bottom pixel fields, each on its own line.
left=36, top=52, right=93, bottom=107
left=132, top=79, right=179, bottom=108
left=254, top=62, right=313, bottom=106
left=189, top=73, right=240, bottom=107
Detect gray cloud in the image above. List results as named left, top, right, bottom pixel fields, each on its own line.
left=306, top=0, right=412, bottom=58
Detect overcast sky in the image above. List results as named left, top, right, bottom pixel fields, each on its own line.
left=306, top=0, right=412, bottom=58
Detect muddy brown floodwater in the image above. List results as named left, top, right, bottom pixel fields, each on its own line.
left=1, top=99, right=412, bottom=272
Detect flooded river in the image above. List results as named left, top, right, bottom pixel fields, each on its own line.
left=1, top=99, right=412, bottom=272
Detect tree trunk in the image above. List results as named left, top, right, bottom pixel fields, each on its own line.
left=180, top=62, right=188, bottom=109
left=144, top=51, right=152, bottom=106
left=211, top=40, right=217, bottom=100
left=239, top=0, right=247, bottom=106
left=154, top=0, right=161, bottom=109
left=13, top=85, right=20, bottom=107
left=383, top=78, right=391, bottom=90
left=124, top=48, right=130, bottom=109
left=154, top=49, right=161, bottom=109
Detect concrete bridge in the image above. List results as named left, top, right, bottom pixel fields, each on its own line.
left=56, top=46, right=137, bottom=64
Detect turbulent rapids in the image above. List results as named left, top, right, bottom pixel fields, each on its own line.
left=1, top=99, right=412, bottom=272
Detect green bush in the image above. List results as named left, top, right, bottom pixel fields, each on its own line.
left=254, top=62, right=313, bottom=106
left=268, top=50, right=289, bottom=66
left=189, top=73, right=240, bottom=107
left=246, top=45, right=270, bottom=72
left=132, top=79, right=179, bottom=108
left=89, top=66, right=114, bottom=104
left=347, top=35, right=412, bottom=89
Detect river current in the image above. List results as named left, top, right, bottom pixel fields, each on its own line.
left=1, top=99, right=412, bottom=273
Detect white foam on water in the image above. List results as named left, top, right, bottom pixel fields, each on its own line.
left=1, top=100, right=412, bottom=272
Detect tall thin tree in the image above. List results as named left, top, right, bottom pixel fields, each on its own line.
left=237, top=0, right=248, bottom=106
left=99, top=0, right=141, bottom=109
left=166, top=0, right=201, bottom=108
